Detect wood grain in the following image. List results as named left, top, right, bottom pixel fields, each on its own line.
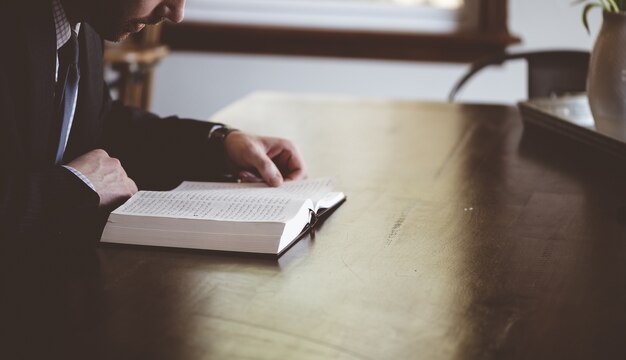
left=2, top=93, right=625, bottom=359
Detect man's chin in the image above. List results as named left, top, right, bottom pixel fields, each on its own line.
left=91, top=18, right=152, bottom=42
left=102, top=30, right=131, bottom=43
left=112, top=33, right=131, bottom=42
left=90, top=23, right=133, bottom=42
left=106, top=27, right=147, bottom=42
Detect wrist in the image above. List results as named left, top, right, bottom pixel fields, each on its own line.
left=208, top=124, right=239, bottom=145
left=208, top=125, right=241, bottom=181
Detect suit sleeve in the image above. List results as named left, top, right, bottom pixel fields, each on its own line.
left=0, top=85, right=101, bottom=244
left=0, top=166, right=102, bottom=242
left=1, top=76, right=101, bottom=245
left=100, top=88, right=230, bottom=190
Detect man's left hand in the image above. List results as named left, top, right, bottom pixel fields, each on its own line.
left=224, top=132, right=307, bottom=187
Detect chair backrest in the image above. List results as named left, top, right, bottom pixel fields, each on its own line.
left=448, top=50, right=591, bottom=102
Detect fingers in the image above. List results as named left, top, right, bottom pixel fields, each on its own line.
left=126, top=177, right=139, bottom=195
left=225, top=133, right=307, bottom=187
left=250, top=151, right=283, bottom=187
left=67, top=149, right=139, bottom=208
left=239, top=168, right=304, bottom=184
left=246, top=138, right=308, bottom=186
left=238, top=170, right=264, bottom=183
left=271, top=146, right=307, bottom=182
left=284, top=168, right=307, bottom=181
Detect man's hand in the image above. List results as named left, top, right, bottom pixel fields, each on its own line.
left=224, top=132, right=307, bottom=187
left=66, top=149, right=138, bottom=208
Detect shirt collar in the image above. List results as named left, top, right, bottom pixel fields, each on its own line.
left=51, top=0, right=81, bottom=50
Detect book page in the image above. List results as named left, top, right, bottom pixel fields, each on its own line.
left=113, top=178, right=335, bottom=221
left=113, top=190, right=307, bottom=222
left=174, top=177, right=335, bottom=203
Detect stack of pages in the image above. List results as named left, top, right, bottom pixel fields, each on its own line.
left=101, top=178, right=345, bottom=255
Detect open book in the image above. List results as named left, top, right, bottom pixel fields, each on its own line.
left=100, top=178, right=345, bottom=255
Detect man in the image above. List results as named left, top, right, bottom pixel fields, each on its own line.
left=0, top=0, right=307, bottom=242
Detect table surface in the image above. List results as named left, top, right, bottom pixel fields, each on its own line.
left=4, top=93, right=626, bottom=359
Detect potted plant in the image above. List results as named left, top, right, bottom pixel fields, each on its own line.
left=576, top=0, right=626, bottom=139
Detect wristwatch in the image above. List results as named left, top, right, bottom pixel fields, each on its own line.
left=208, top=124, right=239, bottom=144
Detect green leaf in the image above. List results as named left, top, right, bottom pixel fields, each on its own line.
left=573, top=0, right=626, bottom=33
left=607, top=0, right=620, bottom=11
left=582, top=3, right=601, bottom=33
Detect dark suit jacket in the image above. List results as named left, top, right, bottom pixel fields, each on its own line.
left=0, top=1, right=228, bottom=244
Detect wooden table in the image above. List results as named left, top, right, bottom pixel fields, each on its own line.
left=4, top=93, right=626, bottom=359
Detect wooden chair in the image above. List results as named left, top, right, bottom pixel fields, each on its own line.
left=104, top=24, right=170, bottom=110
left=448, top=50, right=591, bottom=102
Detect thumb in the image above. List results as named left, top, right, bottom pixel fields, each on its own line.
left=250, top=149, right=283, bottom=187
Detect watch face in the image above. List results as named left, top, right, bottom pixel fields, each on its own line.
left=210, top=126, right=237, bottom=142
left=215, top=127, right=229, bottom=140
left=209, top=125, right=225, bottom=138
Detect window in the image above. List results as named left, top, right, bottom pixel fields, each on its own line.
left=162, top=0, right=518, bottom=63
left=184, top=0, right=470, bottom=33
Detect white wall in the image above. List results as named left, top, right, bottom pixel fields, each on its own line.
left=151, top=0, right=602, bottom=119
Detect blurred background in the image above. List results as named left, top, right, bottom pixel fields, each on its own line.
left=109, top=0, right=602, bottom=120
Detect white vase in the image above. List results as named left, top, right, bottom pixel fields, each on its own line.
left=588, top=11, right=626, bottom=141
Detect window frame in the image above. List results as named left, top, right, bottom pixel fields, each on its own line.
left=161, top=0, right=520, bottom=63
